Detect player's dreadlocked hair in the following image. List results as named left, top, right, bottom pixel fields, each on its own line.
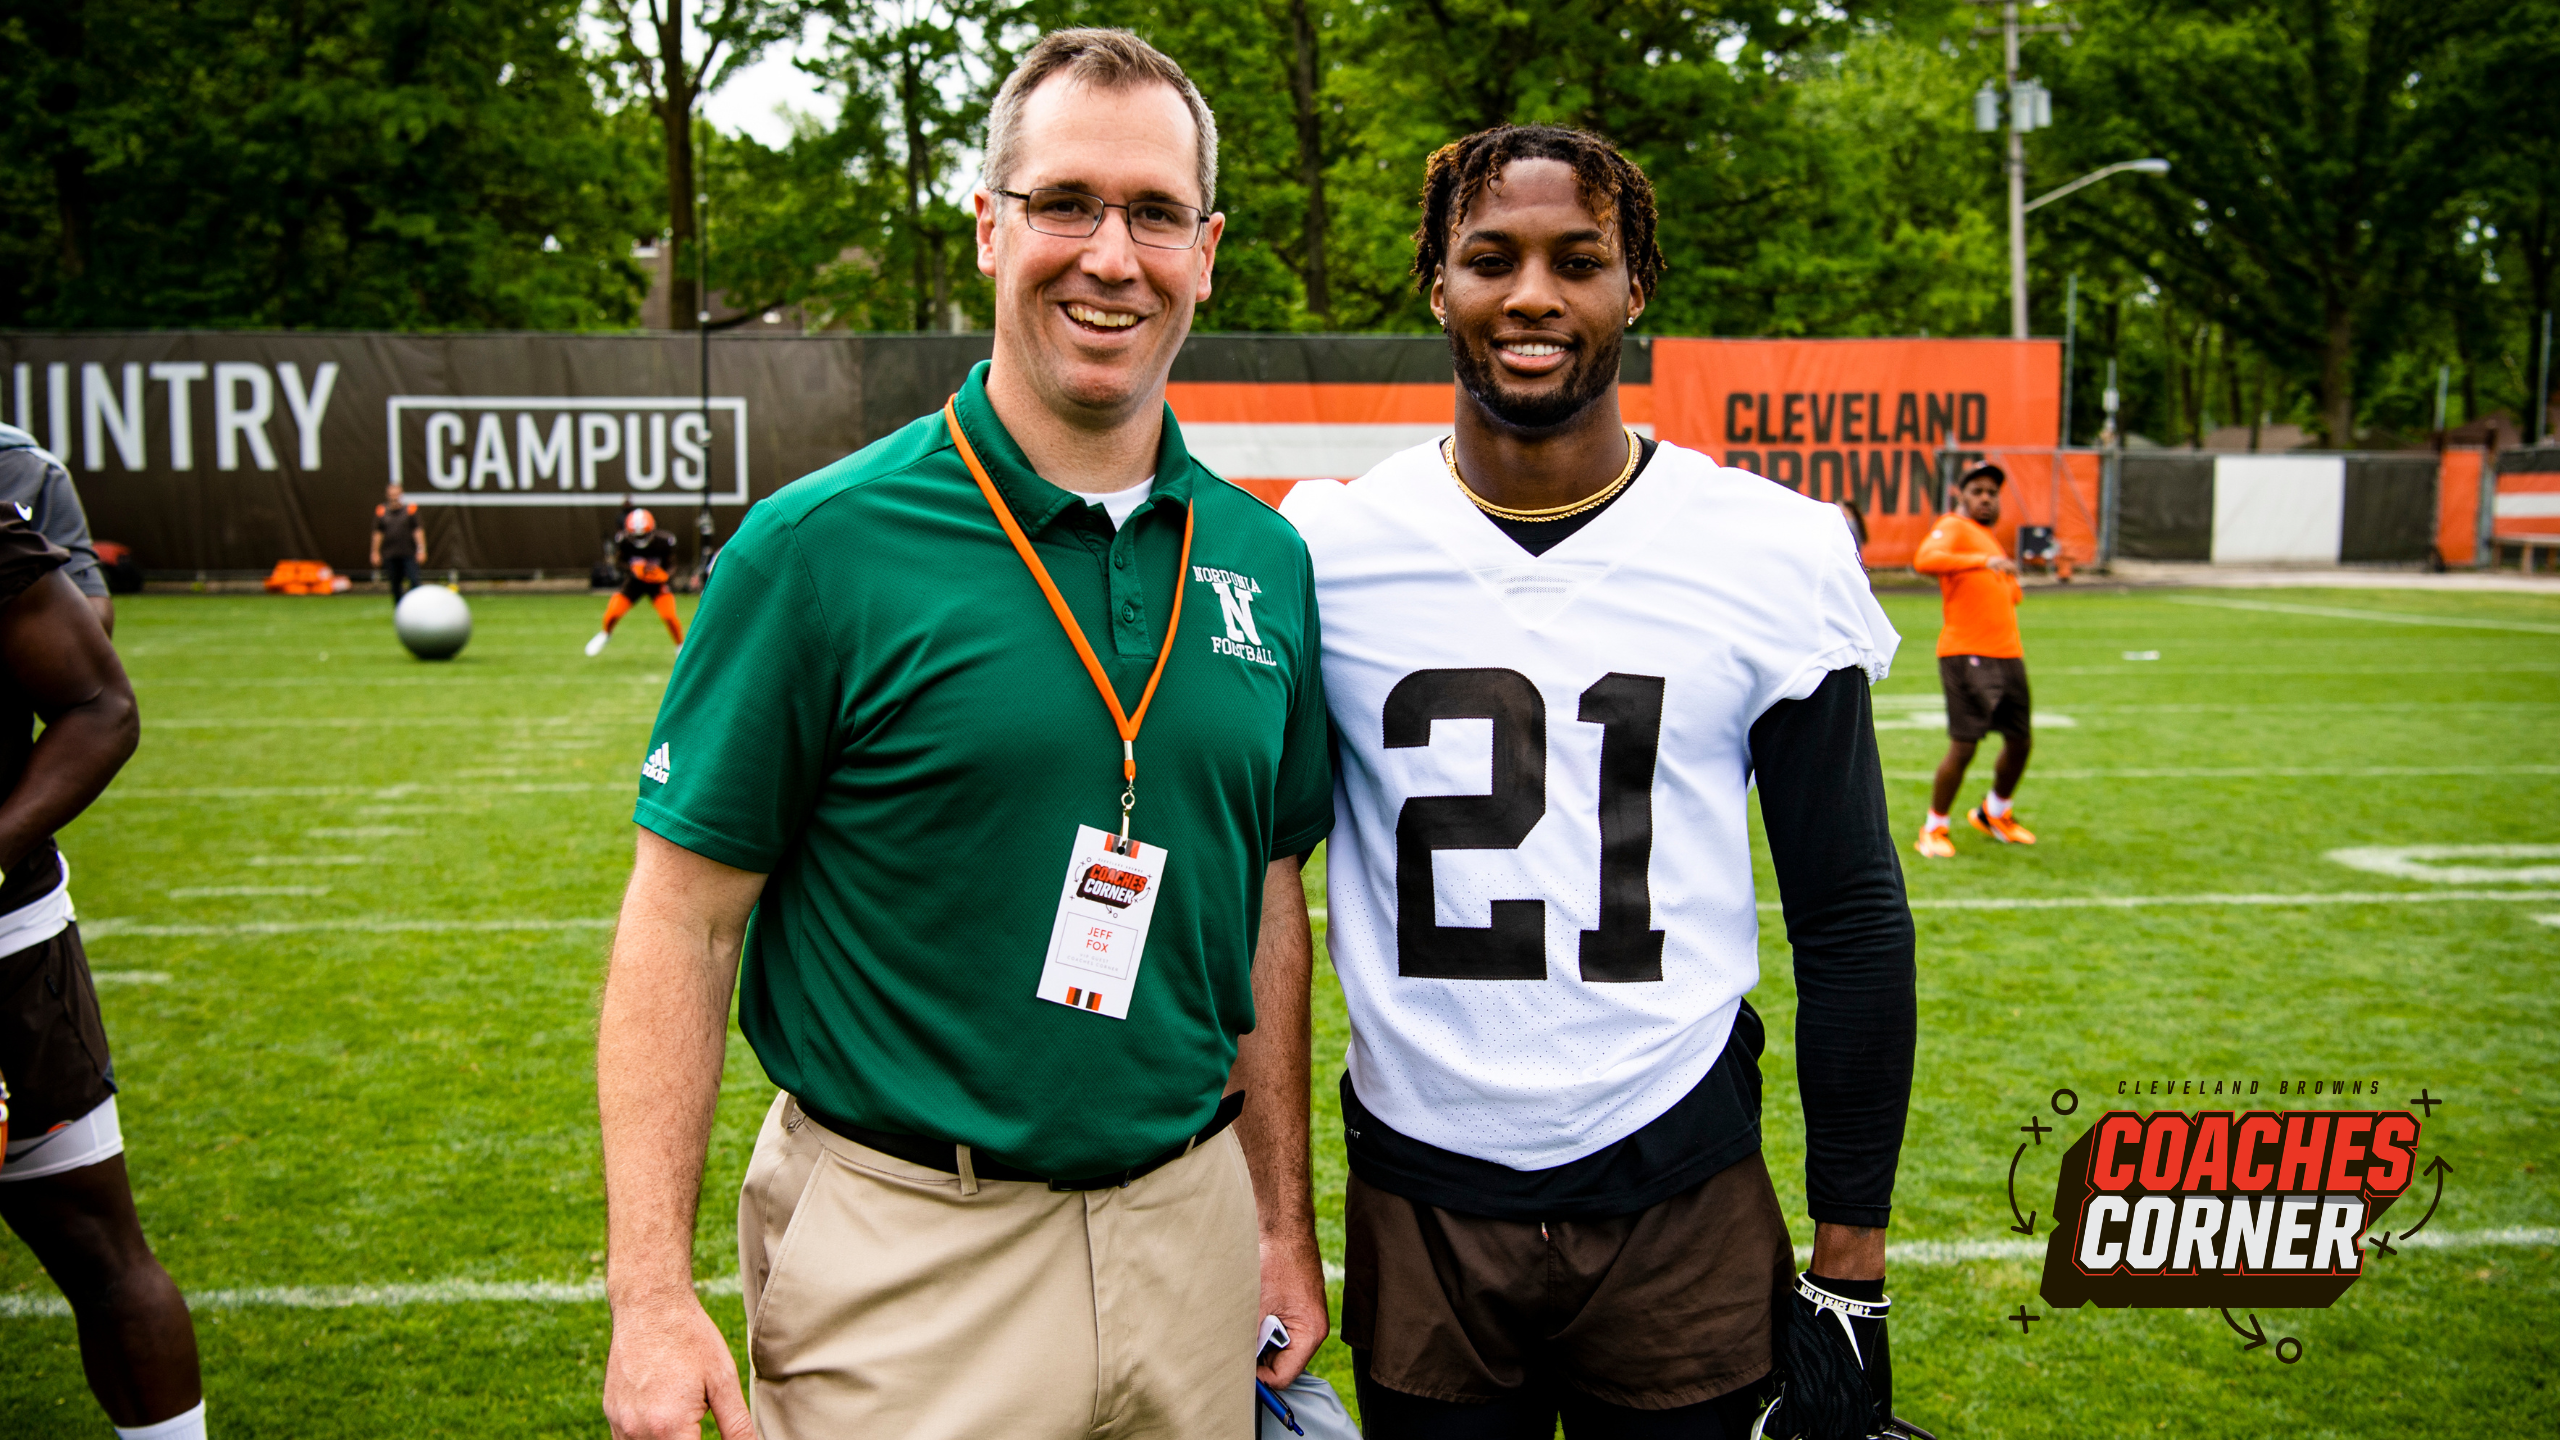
left=1410, top=125, right=1664, bottom=305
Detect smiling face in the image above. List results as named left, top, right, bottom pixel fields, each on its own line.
left=1961, top=476, right=2003, bottom=525
left=975, top=73, right=1223, bottom=429
left=1430, top=158, right=1643, bottom=433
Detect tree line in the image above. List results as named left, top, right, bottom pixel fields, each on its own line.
left=3, top=0, right=2552, bottom=448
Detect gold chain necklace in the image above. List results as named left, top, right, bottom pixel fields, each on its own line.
left=1445, top=428, right=1642, bottom=522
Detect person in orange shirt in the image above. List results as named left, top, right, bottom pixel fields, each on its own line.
left=1910, top=463, right=2034, bottom=857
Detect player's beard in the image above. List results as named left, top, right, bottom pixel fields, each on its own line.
left=1449, top=330, right=1621, bottom=433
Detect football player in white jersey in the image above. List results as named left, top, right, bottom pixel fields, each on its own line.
left=1281, top=127, right=1926, bottom=1440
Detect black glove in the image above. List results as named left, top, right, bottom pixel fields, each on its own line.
left=1760, top=1273, right=1934, bottom=1440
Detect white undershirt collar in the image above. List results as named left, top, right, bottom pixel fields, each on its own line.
left=1068, top=476, right=1155, bottom=530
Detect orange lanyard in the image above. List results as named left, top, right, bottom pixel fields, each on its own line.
left=944, top=398, right=1192, bottom=838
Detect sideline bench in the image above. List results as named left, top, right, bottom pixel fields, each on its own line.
left=2489, top=533, right=2560, bottom=573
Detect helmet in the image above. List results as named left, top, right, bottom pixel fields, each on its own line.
left=625, top=508, right=657, bottom=535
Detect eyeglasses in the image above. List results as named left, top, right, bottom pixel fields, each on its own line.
left=997, top=188, right=1206, bottom=250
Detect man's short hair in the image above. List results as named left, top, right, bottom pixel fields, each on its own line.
left=1961, top=463, right=2007, bottom=489
left=1410, top=125, right=1663, bottom=305
left=981, top=29, right=1220, bottom=210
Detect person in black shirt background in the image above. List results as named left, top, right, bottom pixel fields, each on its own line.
left=370, top=483, right=426, bottom=604
left=584, top=508, right=685, bottom=657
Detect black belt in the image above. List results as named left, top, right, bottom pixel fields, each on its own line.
left=804, top=1089, right=1246, bottom=1192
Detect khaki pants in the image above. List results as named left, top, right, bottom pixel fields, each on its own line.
left=739, top=1092, right=1260, bottom=1440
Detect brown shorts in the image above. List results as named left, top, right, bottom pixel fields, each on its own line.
left=1341, top=1151, right=1792, bottom=1411
left=1939, top=654, right=2031, bottom=744
left=0, top=923, right=116, bottom=1136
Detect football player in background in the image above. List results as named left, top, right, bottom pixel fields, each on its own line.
left=585, top=508, right=684, bottom=656
left=0, top=510, right=205, bottom=1440
left=1282, top=125, right=1924, bottom=1440
left=1909, top=463, right=2033, bottom=858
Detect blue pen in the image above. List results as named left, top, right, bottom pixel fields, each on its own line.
left=1255, top=1378, right=1304, bottom=1436
left=1255, top=1315, right=1304, bottom=1435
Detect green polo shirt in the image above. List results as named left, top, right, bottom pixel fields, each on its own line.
left=634, top=362, right=1331, bottom=1177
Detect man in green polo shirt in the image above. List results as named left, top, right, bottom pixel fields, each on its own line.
left=595, top=28, right=1332, bottom=1440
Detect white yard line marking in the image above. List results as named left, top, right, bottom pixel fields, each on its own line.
left=1873, top=708, right=2077, bottom=730
left=2165, top=595, right=2560, bottom=636
left=1871, top=889, right=2560, bottom=913
left=167, top=885, right=332, bottom=899
left=0, top=1275, right=740, bottom=1319
left=81, top=917, right=615, bottom=939
left=150, top=716, right=603, bottom=728
left=304, top=827, right=420, bottom=839
left=2001, top=701, right=2554, bottom=714
left=102, top=783, right=622, bottom=801
left=2026, top=663, right=2560, bottom=677
left=2327, top=844, right=2560, bottom=885
left=12, top=1233, right=2551, bottom=1316
left=1313, top=895, right=2560, bottom=920
left=1885, top=765, right=2560, bottom=781
left=245, top=856, right=375, bottom=867
left=90, top=971, right=171, bottom=985
left=1778, top=1226, right=2560, bottom=1268
left=134, top=675, right=666, bottom=688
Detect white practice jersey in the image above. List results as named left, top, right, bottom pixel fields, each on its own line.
left=1282, top=439, right=1898, bottom=1170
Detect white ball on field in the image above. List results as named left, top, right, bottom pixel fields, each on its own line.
left=394, top=584, right=472, bottom=661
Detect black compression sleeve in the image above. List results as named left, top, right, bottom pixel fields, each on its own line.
left=1750, top=666, right=1917, bottom=1227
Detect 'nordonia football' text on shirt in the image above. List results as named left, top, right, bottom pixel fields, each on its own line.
left=1281, top=440, right=1897, bottom=1171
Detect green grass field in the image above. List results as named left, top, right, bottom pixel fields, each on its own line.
left=1, top=583, right=2554, bottom=1437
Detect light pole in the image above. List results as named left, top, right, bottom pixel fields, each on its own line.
left=1971, top=0, right=2069, bottom=339
left=2024, top=158, right=2172, bottom=214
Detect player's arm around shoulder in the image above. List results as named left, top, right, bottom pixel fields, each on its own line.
left=598, top=831, right=767, bottom=1440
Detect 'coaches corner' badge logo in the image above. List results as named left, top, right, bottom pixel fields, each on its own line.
left=2003, top=1084, right=2454, bottom=1365
left=1077, top=863, right=1150, bottom=910
left=1196, top=566, right=1277, bottom=666
left=2042, top=1107, right=2420, bottom=1308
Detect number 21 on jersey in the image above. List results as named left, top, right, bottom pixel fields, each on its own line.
left=1386, top=667, right=1665, bottom=984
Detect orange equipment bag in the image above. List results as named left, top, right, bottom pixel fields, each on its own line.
left=263, top=560, right=351, bottom=595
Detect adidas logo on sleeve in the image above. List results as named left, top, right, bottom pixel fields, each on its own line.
left=640, top=742, right=672, bottom=784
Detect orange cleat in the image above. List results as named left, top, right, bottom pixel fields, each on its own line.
left=1969, top=806, right=2037, bottom=845
left=1914, top=827, right=1956, bottom=859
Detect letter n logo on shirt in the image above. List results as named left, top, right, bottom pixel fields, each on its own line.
left=1211, top=580, right=1260, bottom=645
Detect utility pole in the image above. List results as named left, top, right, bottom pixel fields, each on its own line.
left=2060, top=273, right=2078, bottom=445
left=2004, top=5, right=2026, bottom=339
left=2098, top=359, right=2122, bottom=565
left=696, top=114, right=716, bottom=575
left=2538, top=309, right=2553, bottom=446
left=1973, top=2, right=2069, bottom=338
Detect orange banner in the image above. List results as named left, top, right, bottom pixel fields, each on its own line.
left=2437, top=449, right=2483, bottom=564
left=1651, top=338, right=2083, bottom=566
